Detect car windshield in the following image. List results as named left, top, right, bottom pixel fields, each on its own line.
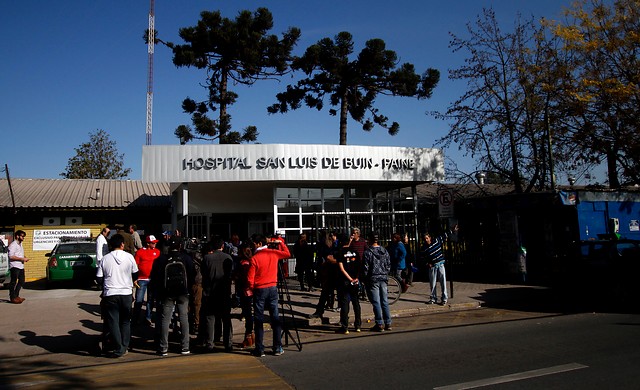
left=56, top=243, right=95, bottom=255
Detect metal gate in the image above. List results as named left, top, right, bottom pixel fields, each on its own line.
left=312, top=210, right=418, bottom=252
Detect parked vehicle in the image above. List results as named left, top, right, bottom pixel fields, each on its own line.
left=559, top=239, right=640, bottom=299
left=0, top=239, right=10, bottom=286
left=45, top=238, right=97, bottom=287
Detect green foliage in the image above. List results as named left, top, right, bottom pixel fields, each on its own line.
left=268, top=31, right=440, bottom=145
left=546, top=0, right=640, bottom=186
left=61, top=129, right=131, bottom=179
left=165, top=7, right=300, bottom=144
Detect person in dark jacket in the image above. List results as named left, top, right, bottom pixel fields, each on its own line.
left=149, top=237, right=195, bottom=356
left=294, top=232, right=315, bottom=291
left=199, top=237, right=234, bottom=352
left=362, top=232, right=392, bottom=332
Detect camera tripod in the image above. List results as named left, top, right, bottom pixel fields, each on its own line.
left=277, top=260, right=302, bottom=351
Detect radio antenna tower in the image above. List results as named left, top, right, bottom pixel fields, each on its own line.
left=145, top=0, right=155, bottom=145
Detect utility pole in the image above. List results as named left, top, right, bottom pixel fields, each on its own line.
left=3, top=164, right=16, bottom=214
left=145, top=0, right=155, bottom=146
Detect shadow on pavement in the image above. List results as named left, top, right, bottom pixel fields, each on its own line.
left=18, top=330, right=102, bottom=357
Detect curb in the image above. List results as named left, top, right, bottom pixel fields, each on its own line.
left=305, top=301, right=482, bottom=327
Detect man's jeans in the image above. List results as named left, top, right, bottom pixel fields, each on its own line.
left=102, top=294, right=133, bottom=356
left=253, top=286, right=281, bottom=353
left=134, top=279, right=153, bottom=322
left=429, top=263, right=448, bottom=302
left=159, top=294, right=190, bottom=352
left=366, top=279, right=391, bottom=326
left=338, top=282, right=361, bottom=330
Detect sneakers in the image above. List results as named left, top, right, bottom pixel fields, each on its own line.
left=440, top=301, right=448, bottom=306
left=273, top=347, right=284, bottom=356
left=355, top=328, right=361, bottom=333
left=384, top=325, right=392, bottom=331
left=157, top=350, right=168, bottom=357
left=308, top=312, right=322, bottom=319
left=181, top=349, right=191, bottom=355
left=370, top=324, right=384, bottom=332
left=253, top=349, right=266, bottom=357
left=335, top=327, right=349, bottom=334
left=426, top=300, right=435, bottom=305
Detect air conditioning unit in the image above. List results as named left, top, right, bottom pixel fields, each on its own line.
left=43, top=217, right=61, bottom=226
left=65, top=217, right=83, bottom=225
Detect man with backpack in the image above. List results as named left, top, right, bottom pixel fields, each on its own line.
left=149, top=237, right=195, bottom=356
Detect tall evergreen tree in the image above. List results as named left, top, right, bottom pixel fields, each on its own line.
left=268, top=31, right=440, bottom=145
left=61, top=129, right=131, bottom=179
left=164, top=8, right=300, bottom=144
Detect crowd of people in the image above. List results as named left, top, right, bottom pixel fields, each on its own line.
left=91, top=224, right=458, bottom=358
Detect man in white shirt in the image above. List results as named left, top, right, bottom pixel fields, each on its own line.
left=96, top=233, right=138, bottom=358
left=96, top=227, right=110, bottom=267
left=8, top=230, right=29, bottom=304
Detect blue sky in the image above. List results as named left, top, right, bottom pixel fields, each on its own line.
left=1, top=0, right=599, bottom=183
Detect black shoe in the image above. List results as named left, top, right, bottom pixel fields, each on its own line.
left=384, top=325, right=393, bottom=331
left=308, top=312, right=322, bottom=319
left=370, top=324, right=384, bottom=332
left=252, top=349, right=266, bottom=357
left=335, top=327, right=349, bottom=334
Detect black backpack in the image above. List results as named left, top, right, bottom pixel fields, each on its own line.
left=164, top=252, right=187, bottom=297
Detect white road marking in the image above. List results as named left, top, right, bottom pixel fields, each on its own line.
left=434, top=363, right=589, bottom=390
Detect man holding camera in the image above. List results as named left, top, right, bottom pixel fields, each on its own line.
left=246, top=234, right=291, bottom=357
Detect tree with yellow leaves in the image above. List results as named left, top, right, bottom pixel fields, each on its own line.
left=545, top=0, right=640, bottom=186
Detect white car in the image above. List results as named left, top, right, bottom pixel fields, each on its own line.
left=0, top=240, right=10, bottom=286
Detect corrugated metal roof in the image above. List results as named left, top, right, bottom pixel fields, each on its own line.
left=0, top=179, right=170, bottom=209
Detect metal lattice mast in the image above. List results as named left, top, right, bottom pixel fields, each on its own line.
left=145, top=0, right=155, bottom=145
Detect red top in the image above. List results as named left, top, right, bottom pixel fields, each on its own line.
left=134, top=247, right=160, bottom=280
left=247, top=241, right=291, bottom=290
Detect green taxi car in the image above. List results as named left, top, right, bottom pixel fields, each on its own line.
left=45, top=238, right=97, bottom=287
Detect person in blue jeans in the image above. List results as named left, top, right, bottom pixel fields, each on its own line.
left=421, top=224, right=459, bottom=305
left=362, top=232, right=392, bottom=332
left=246, top=234, right=291, bottom=357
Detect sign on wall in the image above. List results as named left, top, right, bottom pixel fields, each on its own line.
left=142, top=144, right=444, bottom=183
left=438, top=188, right=455, bottom=218
left=32, top=229, right=91, bottom=251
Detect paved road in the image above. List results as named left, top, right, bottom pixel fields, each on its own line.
left=265, top=311, right=640, bottom=389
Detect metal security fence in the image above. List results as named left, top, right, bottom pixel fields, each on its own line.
left=312, top=210, right=418, bottom=250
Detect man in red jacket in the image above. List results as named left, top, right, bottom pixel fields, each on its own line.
left=246, top=233, right=291, bottom=357
left=133, top=235, right=160, bottom=325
